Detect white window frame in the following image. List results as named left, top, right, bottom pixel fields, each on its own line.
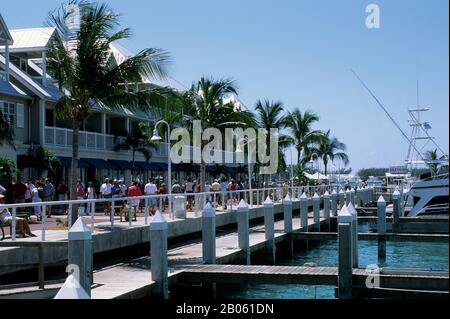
left=1, top=100, right=15, bottom=125
left=16, top=103, right=25, bottom=128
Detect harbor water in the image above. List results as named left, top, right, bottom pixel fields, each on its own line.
left=216, top=238, right=449, bottom=299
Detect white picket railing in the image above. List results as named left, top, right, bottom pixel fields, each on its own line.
left=0, top=184, right=353, bottom=241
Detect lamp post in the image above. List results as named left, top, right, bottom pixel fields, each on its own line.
left=151, top=120, right=172, bottom=215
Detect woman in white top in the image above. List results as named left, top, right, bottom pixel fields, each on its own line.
left=31, top=182, right=43, bottom=219
left=85, top=182, right=96, bottom=214
left=0, top=194, right=35, bottom=237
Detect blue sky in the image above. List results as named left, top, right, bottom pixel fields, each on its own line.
left=2, top=0, right=448, bottom=172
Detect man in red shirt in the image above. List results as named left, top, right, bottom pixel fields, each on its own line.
left=14, top=178, right=28, bottom=204
left=127, top=181, right=142, bottom=221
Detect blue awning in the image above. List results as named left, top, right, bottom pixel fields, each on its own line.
left=107, top=160, right=134, bottom=170
left=135, top=161, right=161, bottom=171
left=59, top=156, right=89, bottom=169
left=81, top=158, right=117, bottom=170
left=153, top=162, right=168, bottom=171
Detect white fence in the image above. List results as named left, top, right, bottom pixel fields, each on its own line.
left=0, top=184, right=362, bottom=242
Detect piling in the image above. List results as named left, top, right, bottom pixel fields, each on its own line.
left=345, top=189, right=351, bottom=206
left=377, top=196, right=387, bottom=259
left=237, top=199, right=250, bottom=265
left=202, top=202, right=216, bottom=264
left=338, top=189, right=345, bottom=209
left=264, top=197, right=276, bottom=264
left=150, top=211, right=169, bottom=299
left=392, top=188, right=400, bottom=232
left=337, top=205, right=353, bottom=299
left=313, top=193, right=321, bottom=231
left=347, top=203, right=359, bottom=268
left=283, top=194, right=294, bottom=257
left=331, top=189, right=338, bottom=216
left=323, top=191, right=331, bottom=230
left=68, top=217, right=92, bottom=297
left=350, top=188, right=356, bottom=206
left=300, top=192, right=309, bottom=230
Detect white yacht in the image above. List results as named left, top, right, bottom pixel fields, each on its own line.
left=403, top=172, right=449, bottom=217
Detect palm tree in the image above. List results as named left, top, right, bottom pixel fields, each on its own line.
left=316, top=130, right=349, bottom=176
left=30, top=146, right=62, bottom=179
left=113, top=123, right=158, bottom=180
left=285, top=108, right=326, bottom=164
left=254, top=100, right=291, bottom=178
left=0, top=110, right=15, bottom=148
left=182, top=77, right=255, bottom=195
left=424, top=149, right=445, bottom=175
left=46, top=1, right=172, bottom=223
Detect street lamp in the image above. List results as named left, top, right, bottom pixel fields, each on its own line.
left=151, top=120, right=172, bottom=215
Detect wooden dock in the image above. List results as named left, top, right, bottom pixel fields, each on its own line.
left=290, top=231, right=449, bottom=242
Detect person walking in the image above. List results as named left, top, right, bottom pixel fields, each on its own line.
left=184, top=178, right=194, bottom=211
left=100, top=178, right=113, bottom=215
left=127, top=181, right=142, bottom=221
left=31, top=181, right=43, bottom=221
left=144, top=178, right=157, bottom=215
left=42, top=178, right=55, bottom=217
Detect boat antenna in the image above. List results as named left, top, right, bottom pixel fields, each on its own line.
left=351, top=70, right=426, bottom=162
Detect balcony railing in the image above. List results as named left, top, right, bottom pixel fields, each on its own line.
left=44, top=126, right=168, bottom=156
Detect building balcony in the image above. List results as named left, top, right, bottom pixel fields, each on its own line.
left=44, top=126, right=168, bottom=157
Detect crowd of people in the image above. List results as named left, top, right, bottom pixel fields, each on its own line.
left=0, top=175, right=292, bottom=236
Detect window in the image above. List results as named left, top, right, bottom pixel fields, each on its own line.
left=1, top=101, right=15, bottom=125
left=45, top=109, right=55, bottom=126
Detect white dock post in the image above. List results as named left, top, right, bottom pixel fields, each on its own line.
left=283, top=194, right=293, bottom=233
left=337, top=205, right=353, bottom=299
left=237, top=199, right=250, bottom=265
left=300, top=192, right=309, bottom=231
left=345, top=189, right=351, bottom=206
left=313, top=192, right=321, bottom=231
left=54, top=274, right=90, bottom=299
left=41, top=205, right=46, bottom=241
left=354, top=187, right=359, bottom=208
left=331, top=189, right=338, bottom=217
left=150, top=210, right=168, bottom=299
left=356, top=186, right=364, bottom=207
left=67, top=203, right=73, bottom=229
left=68, top=217, right=92, bottom=297
left=338, top=189, right=345, bottom=210
left=202, top=202, right=216, bottom=264
left=347, top=203, right=359, bottom=268
left=323, top=191, right=331, bottom=230
left=283, top=194, right=293, bottom=257
left=350, top=188, right=356, bottom=206
left=264, top=196, right=276, bottom=264
left=392, top=188, right=400, bottom=233
left=377, top=195, right=387, bottom=259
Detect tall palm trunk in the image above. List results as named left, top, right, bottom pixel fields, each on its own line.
left=70, top=121, right=80, bottom=226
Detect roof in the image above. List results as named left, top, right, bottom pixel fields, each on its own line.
left=109, top=42, right=187, bottom=92
left=0, top=54, right=57, bottom=100
left=0, top=14, right=13, bottom=45
left=0, top=80, right=31, bottom=99
left=3, top=27, right=56, bottom=52
left=223, top=94, right=248, bottom=111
